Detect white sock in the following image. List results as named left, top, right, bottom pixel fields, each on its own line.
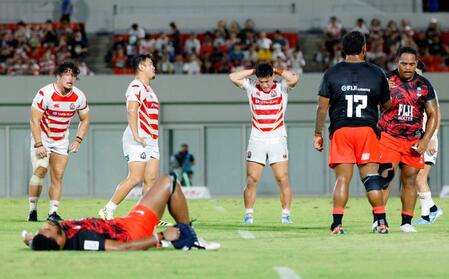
left=49, top=200, right=59, bottom=214
left=105, top=201, right=118, bottom=213
left=282, top=208, right=291, bottom=216
left=418, top=192, right=434, bottom=217
left=245, top=208, right=254, bottom=215
left=29, top=197, right=38, bottom=212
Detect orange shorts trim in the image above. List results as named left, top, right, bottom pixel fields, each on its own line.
left=329, top=127, right=380, bottom=168
left=379, top=132, right=424, bottom=169
left=115, top=204, right=159, bottom=241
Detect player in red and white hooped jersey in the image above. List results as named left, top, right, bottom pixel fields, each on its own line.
left=99, top=55, right=161, bottom=220
left=229, top=63, right=299, bottom=225
left=28, top=62, right=90, bottom=223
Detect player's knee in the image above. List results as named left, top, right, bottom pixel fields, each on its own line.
left=246, top=174, right=259, bottom=186
left=362, top=174, right=384, bottom=192
left=378, top=163, right=394, bottom=188
left=29, top=175, right=44, bottom=186
left=34, top=166, right=48, bottom=177
left=275, top=174, right=289, bottom=186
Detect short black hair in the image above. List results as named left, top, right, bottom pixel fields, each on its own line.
left=417, top=60, right=426, bottom=71
left=255, top=63, right=273, bottom=78
left=31, top=234, right=60, bottom=251
left=132, top=54, right=153, bottom=73
left=396, top=46, right=418, bottom=60
left=342, top=31, right=366, bottom=56
left=54, top=61, right=80, bottom=77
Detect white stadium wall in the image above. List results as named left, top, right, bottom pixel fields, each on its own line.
left=0, top=74, right=448, bottom=197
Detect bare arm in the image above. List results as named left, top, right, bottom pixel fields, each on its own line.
left=381, top=100, right=391, bottom=110
left=228, top=69, right=255, bottom=87
left=314, top=96, right=330, bottom=152
left=69, top=110, right=90, bottom=153
left=276, top=68, right=299, bottom=88
left=127, top=100, right=146, bottom=146
left=30, top=107, right=47, bottom=158
left=105, top=228, right=180, bottom=251
left=415, top=100, right=438, bottom=154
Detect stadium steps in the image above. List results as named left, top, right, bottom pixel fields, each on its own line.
left=86, top=34, right=112, bottom=74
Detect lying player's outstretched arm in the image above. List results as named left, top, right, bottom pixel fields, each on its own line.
left=105, top=227, right=180, bottom=251
left=228, top=69, right=255, bottom=87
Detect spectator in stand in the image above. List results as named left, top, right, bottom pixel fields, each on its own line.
left=60, top=0, right=73, bottom=22
left=256, top=32, right=272, bottom=50
left=200, top=32, right=214, bottom=57
left=128, top=23, right=145, bottom=42
left=169, top=22, right=181, bottom=55
left=329, top=45, right=343, bottom=66
left=154, top=33, right=172, bottom=55
left=78, top=61, right=94, bottom=76
left=111, top=47, right=128, bottom=68
left=183, top=53, right=201, bottom=74
left=243, top=43, right=258, bottom=67
left=366, top=38, right=386, bottom=67
left=173, top=54, right=184, bottom=74
left=288, top=46, right=306, bottom=74
left=138, top=34, right=155, bottom=55
left=70, top=31, right=88, bottom=61
left=213, top=30, right=226, bottom=49
left=226, top=32, right=240, bottom=50
left=369, top=18, right=383, bottom=41
left=353, top=18, right=369, bottom=37
left=184, top=33, right=201, bottom=56
left=400, top=26, right=418, bottom=50
left=426, top=18, right=440, bottom=39
left=201, top=53, right=214, bottom=73
left=228, top=43, right=245, bottom=64
left=273, top=30, right=289, bottom=48
left=240, top=19, right=256, bottom=44
left=215, top=20, right=229, bottom=40
left=39, top=49, right=56, bottom=75
left=157, top=53, right=174, bottom=74
left=229, top=21, right=241, bottom=37
left=257, top=44, right=272, bottom=63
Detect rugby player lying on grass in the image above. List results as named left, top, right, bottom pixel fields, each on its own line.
left=22, top=174, right=219, bottom=251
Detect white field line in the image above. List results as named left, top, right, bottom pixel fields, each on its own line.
left=273, top=267, right=302, bottom=279
left=238, top=230, right=255, bottom=239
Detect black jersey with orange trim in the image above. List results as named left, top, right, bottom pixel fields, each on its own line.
left=61, top=218, right=130, bottom=251
left=378, top=70, right=436, bottom=140
left=318, top=61, right=390, bottom=137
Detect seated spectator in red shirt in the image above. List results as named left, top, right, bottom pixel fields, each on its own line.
left=111, top=47, right=128, bottom=68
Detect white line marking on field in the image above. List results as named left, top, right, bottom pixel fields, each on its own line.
left=214, top=206, right=226, bottom=213
left=273, top=266, right=302, bottom=279
left=238, top=230, right=255, bottom=239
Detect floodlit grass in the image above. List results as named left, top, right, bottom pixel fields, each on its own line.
left=1, top=197, right=448, bottom=279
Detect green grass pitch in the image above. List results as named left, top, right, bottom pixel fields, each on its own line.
left=1, top=197, right=448, bottom=279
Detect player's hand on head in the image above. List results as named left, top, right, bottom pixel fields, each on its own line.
left=162, top=227, right=180, bottom=241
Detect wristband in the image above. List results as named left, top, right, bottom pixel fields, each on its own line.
left=314, top=131, right=322, bottom=136
left=275, top=68, right=284, bottom=76
left=34, top=142, right=43, bottom=148
left=76, top=136, right=83, bottom=141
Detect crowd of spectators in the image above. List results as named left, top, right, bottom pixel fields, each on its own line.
left=0, top=20, right=92, bottom=76
left=316, top=16, right=449, bottom=72
left=106, top=20, right=304, bottom=75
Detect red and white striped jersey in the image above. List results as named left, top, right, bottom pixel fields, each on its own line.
left=32, top=83, right=89, bottom=141
left=125, top=79, right=159, bottom=141
left=241, top=78, right=290, bottom=138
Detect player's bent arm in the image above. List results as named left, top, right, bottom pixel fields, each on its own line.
left=228, top=69, right=255, bottom=87
left=277, top=68, right=299, bottom=88
left=127, top=101, right=141, bottom=139
left=422, top=100, right=438, bottom=143
left=76, top=110, right=90, bottom=140
left=314, top=96, right=330, bottom=134
left=30, top=107, right=44, bottom=144
left=381, top=100, right=392, bottom=111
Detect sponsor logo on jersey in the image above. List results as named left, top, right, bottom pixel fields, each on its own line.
left=140, top=152, right=146, bottom=159
left=283, top=154, right=287, bottom=159
left=54, top=104, right=60, bottom=108
left=125, top=155, right=129, bottom=162
left=417, top=87, right=422, bottom=96
left=70, top=103, right=76, bottom=110
left=398, top=104, right=414, bottom=121
left=270, top=92, right=277, bottom=97
left=341, top=85, right=371, bottom=92
left=135, top=210, right=145, bottom=216
left=247, top=151, right=252, bottom=159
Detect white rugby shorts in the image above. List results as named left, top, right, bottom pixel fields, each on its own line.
left=246, top=136, right=288, bottom=165
left=122, top=129, right=159, bottom=163
left=30, top=134, right=69, bottom=156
